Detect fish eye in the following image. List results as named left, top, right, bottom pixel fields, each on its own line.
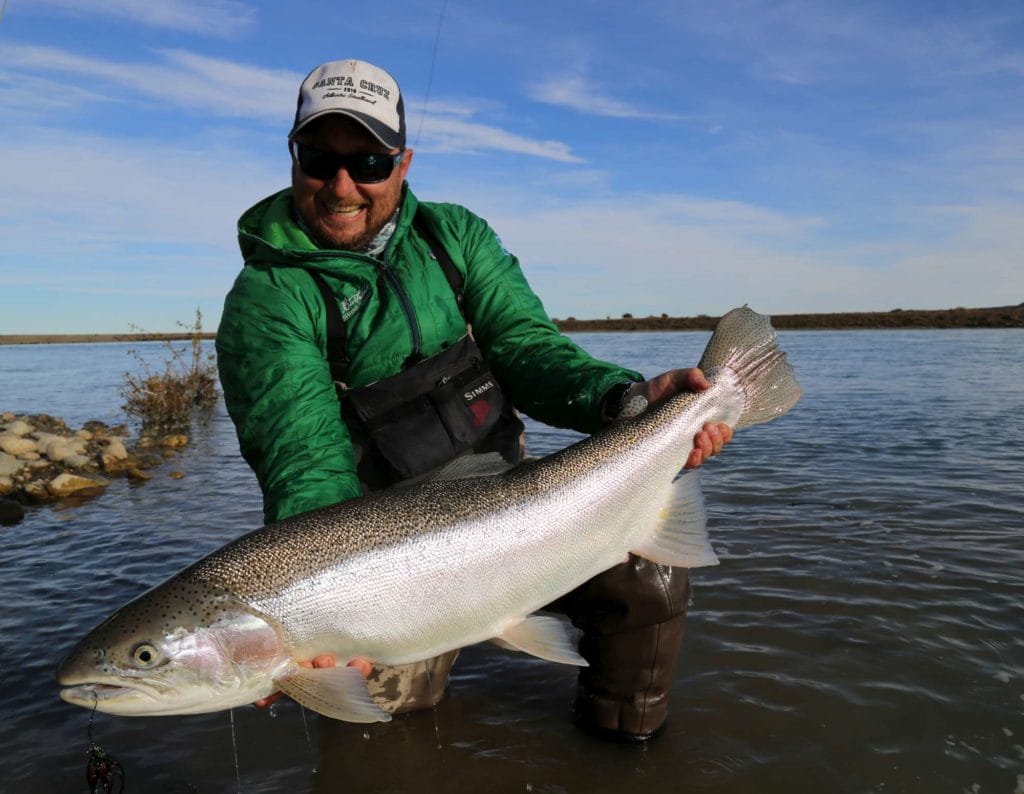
left=131, top=642, right=161, bottom=668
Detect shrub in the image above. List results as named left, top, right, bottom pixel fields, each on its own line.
left=122, top=309, right=218, bottom=435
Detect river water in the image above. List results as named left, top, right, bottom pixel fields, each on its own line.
left=0, top=329, right=1021, bottom=794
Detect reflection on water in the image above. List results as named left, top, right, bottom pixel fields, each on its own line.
left=1, top=330, right=1022, bottom=793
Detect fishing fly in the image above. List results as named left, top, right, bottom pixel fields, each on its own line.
left=86, top=699, right=125, bottom=794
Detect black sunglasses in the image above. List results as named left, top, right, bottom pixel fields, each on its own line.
left=291, top=142, right=404, bottom=184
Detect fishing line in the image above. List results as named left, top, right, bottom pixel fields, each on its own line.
left=229, top=709, right=241, bottom=793
left=423, top=659, right=443, bottom=750
left=86, top=697, right=125, bottom=794
left=413, top=0, right=449, bottom=148
left=300, top=704, right=312, bottom=750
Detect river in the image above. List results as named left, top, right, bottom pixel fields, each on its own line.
left=0, top=329, right=1021, bottom=793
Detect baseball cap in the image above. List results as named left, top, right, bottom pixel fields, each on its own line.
left=289, top=59, right=406, bottom=149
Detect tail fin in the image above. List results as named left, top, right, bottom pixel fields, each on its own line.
left=697, top=307, right=802, bottom=430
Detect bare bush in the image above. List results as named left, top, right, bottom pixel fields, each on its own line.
left=122, top=309, right=218, bottom=435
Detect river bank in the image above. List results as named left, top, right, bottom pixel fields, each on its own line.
left=1, top=305, right=1021, bottom=344
left=555, top=304, right=1024, bottom=332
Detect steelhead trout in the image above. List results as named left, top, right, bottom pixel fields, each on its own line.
left=58, top=307, right=801, bottom=723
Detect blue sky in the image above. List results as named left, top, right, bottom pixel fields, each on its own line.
left=1, top=0, right=1022, bottom=333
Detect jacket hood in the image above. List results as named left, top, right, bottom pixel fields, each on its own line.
left=236, top=184, right=419, bottom=269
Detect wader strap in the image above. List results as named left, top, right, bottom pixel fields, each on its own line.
left=412, top=213, right=465, bottom=313
left=312, top=210, right=466, bottom=382
left=309, top=270, right=349, bottom=382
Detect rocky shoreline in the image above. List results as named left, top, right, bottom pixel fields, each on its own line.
left=0, top=412, right=190, bottom=526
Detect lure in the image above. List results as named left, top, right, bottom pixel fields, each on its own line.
left=86, top=700, right=124, bottom=793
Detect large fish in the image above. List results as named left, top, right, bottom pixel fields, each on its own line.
left=58, top=307, right=801, bottom=723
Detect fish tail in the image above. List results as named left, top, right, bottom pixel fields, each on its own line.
left=697, top=306, right=802, bottom=430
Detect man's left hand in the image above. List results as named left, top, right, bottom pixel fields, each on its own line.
left=626, top=368, right=733, bottom=468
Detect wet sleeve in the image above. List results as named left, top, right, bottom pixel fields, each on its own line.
left=216, top=267, right=362, bottom=523
left=455, top=213, right=642, bottom=434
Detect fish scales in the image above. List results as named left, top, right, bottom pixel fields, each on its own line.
left=57, top=306, right=802, bottom=722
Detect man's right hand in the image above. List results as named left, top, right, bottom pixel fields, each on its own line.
left=254, top=655, right=371, bottom=708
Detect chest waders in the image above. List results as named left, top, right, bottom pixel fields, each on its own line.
left=309, top=212, right=523, bottom=714
left=312, top=215, right=688, bottom=738
left=310, top=212, right=525, bottom=494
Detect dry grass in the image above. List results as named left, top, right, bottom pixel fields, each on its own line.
left=121, top=309, right=218, bottom=435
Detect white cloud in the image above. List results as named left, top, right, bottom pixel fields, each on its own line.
left=418, top=115, right=584, bottom=163
left=0, top=44, right=298, bottom=124
left=424, top=177, right=1024, bottom=317
left=0, top=44, right=585, bottom=162
left=28, top=0, right=256, bottom=37
left=530, top=72, right=685, bottom=121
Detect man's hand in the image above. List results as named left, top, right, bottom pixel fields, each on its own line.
left=626, top=368, right=733, bottom=469
left=254, top=655, right=372, bottom=709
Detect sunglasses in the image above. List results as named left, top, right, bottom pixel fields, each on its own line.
left=291, top=142, right=404, bottom=184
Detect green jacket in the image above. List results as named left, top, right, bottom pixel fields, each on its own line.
left=217, top=184, right=640, bottom=523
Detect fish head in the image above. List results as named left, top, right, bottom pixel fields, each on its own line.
left=57, top=577, right=288, bottom=716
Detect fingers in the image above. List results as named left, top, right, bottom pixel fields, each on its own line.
left=640, top=368, right=710, bottom=406
left=253, top=655, right=372, bottom=708
left=254, top=692, right=282, bottom=708
left=683, top=422, right=733, bottom=469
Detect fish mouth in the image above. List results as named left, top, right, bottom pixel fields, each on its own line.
left=60, top=682, right=149, bottom=707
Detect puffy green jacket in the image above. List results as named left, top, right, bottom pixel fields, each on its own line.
left=217, top=184, right=640, bottom=523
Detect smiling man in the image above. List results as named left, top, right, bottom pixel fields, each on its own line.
left=216, top=59, right=730, bottom=741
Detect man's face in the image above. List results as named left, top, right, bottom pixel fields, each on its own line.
left=291, top=116, right=412, bottom=251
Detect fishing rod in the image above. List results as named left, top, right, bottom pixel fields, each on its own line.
left=414, top=0, right=448, bottom=148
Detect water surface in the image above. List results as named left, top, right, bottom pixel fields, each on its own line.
left=1, top=330, right=1021, bottom=793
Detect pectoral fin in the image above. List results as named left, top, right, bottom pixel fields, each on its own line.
left=630, top=469, right=719, bottom=568
left=492, top=614, right=588, bottom=666
left=275, top=665, right=391, bottom=723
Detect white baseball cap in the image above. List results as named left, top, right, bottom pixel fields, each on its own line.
left=289, top=59, right=406, bottom=149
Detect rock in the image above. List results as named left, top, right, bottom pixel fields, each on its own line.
left=104, top=438, right=129, bottom=460
left=133, top=453, right=165, bottom=470
left=100, top=438, right=131, bottom=474
left=0, top=435, right=37, bottom=457
left=0, top=477, right=14, bottom=496
left=2, top=420, right=33, bottom=436
left=161, top=434, right=190, bottom=448
left=168, top=471, right=185, bottom=480
left=0, top=452, right=25, bottom=478
left=126, top=467, right=152, bottom=481
left=46, top=472, right=110, bottom=498
left=27, top=414, right=67, bottom=434
left=76, top=429, right=93, bottom=441
left=24, top=481, right=50, bottom=501
left=0, top=499, right=24, bottom=526
left=41, top=436, right=88, bottom=463
left=63, top=453, right=93, bottom=470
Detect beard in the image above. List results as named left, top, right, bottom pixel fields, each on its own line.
left=302, top=177, right=404, bottom=252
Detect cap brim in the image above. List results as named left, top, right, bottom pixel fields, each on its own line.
left=289, top=109, right=403, bottom=150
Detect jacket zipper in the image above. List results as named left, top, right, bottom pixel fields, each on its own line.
left=378, top=254, right=423, bottom=365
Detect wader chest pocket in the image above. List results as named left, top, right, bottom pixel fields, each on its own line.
left=343, top=335, right=508, bottom=480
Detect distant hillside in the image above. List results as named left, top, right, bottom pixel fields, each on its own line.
left=2, top=305, right=1021, bottom=345
left=554, top=305, right=1024, bottom=332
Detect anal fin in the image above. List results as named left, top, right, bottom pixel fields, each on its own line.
left=630, top=470, right=719, bottom=568
left=492, top=614, right=588, bottom=666
left=275, top=665, right=391, bottom=723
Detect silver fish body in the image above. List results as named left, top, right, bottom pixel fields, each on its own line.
left=58, top=307, right=801, bottom=722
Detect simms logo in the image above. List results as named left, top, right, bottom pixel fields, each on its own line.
left=464, top=380, right=495, bottom=401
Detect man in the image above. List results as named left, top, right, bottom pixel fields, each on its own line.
left=217, top=59, right=730, bottom=741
